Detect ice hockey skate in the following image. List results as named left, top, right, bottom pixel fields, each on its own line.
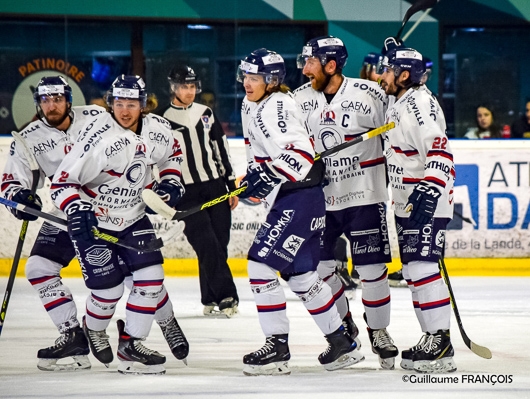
left=388, top=270, right=407, bottom=288
left=319, top=325, right=364, bottom=371
left=159, top=316, right=189, bottom=365
left=37, top=326, right=91, bottom=372
left=413, top=330, right=457, bottom=373
left=243, top=334, right=291, bottom=376
left=401, top=333, right=428, bottom=370
left=218, top=297, right=239, bottom=318
left=342, top=312, right=361, bottom=348
left=116, top=319, right=166, bottom=375
left=82, top=316, right=113, bottom=367
left=367, top=326, right=399, bottom=370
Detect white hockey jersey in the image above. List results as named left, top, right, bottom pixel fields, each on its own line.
left=384, top=85, right=455, bottom=218
left=241, top=92, right=316, bottom=204
left=293, top=78, right=389, bottom=210
left=50, top=112, right=183, bottom=231
left=1, top=105, right=106, bottom=222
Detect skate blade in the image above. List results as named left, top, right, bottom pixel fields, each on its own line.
left=323, top=351, right=365, bottom=371
left=413, top=358, right=457, bottom=374
left=400, top=358, right=414, bottom=371
left=243, top=361, right=291, bottom=376
left=379, top=356, right=396, bottom=370
left=117, top=361, right=166, bottom=375
left=37, top=355, right=91, bottom=372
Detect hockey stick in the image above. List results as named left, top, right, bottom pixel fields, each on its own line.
left=439, top=256, right=492, bottom=359
left=396, top=0, right=438, bottom=40
left=0, top=132, right=40, bottom=336
left=143, top=122, right=395, bottom=221
left=0, top=196, right=163, bottom=252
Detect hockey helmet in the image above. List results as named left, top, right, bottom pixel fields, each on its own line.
left=237, top=48, right=286, bottom=85
left=380, top=47, right=425, bottom=85
left=297, top=36, right=348, bottom=70
left=168, top=64, right=202, bottom=94
left=106, top=75, right=147, bottom=108
left=363, top=52, right=382, bottom=67
left=33, top=76, right=73, bottom=105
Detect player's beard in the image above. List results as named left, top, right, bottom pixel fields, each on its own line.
left=44, top=109, right=70, bottom=128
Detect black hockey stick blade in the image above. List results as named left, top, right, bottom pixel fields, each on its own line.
left=0, top=197, right=162, bottom=252
left=143, top=122, right=395, bottom=221
left=439, top=258, right=492, bottom=359
left=396, top=0, right=438, bottom=39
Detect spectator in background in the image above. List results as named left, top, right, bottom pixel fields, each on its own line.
left=511, top=100, right=530, bottom=138
left=464, top=104, right=502, bottom=139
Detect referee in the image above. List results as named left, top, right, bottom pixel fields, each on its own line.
left=159, top=64, right=239, bottom=318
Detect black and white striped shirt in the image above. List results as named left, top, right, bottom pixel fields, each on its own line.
left=160, top=102, right=236, bottom=191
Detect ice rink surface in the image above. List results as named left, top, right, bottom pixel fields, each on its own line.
left=0, top=276, right=528, bottom=399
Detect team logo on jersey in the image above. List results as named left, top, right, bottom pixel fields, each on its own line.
left=201, top=115, right=210, bottom=128
left=436, top=230, right=446, bottom=247
left=171, top=138, right=183, bottom=159
left=320, top=109, right=336, bottom=125
left=282, top=234, right=305, bottom=256
left=319, top=128, right=341, bottom=153
left=134, top=143, right=146, bottom=159
left=125, top=160, right=147, bottom=188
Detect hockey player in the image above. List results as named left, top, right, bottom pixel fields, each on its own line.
left=294, top=36, right=398, bottom=370
left=49, top=75, right=186, bottom=375
left=2, top=76, right=189, bottom=371
left=237, top=48, right=364, bottom=376
left=378, top=44, right=457, bottom=373
left=159, top=64, right=239, bottom=318
left=360, top=51, right=383, bottom=82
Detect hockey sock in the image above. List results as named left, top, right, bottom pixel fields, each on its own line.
left=317, top=259, right=348, bottom=318
left=25, top=255, right=79, bottom=333
left=356, top=263, right=391, bottom=330
left=248, top=260, right=289, bottom=336
left=402, top=263, right=427, bottom=331
left=86, top=284, right=123, bottom=332
left=286, top=271, right=341, bottom=335
left=126, top=264, right=164, bottom=338
left=154, top=284, right=174, bottom=326
left=408, top=261, right=451, bottom=332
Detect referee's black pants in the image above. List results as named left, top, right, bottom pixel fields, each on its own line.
left=177, top=178, right=239, bottom=305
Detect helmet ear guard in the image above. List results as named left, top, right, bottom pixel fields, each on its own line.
left=106, top=75, right=147, bottom=108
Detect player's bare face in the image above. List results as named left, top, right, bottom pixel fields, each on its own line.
left=379, top=67, right=399, bottom=96
left=112, top=99, right=142, bottom=132
left=173, top=83, right=197, bottom=106
left=243, top=74, right=267, bottom=102
left=302, top=57, right=327, bottom=91
left=476, top=107, right=493, bottom=130
left=40, top=95, right=68, bottom=127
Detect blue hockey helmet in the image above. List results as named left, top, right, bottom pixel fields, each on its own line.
left=106, top=75, right=147, bottom=107
left=168, top=64, right=202, bottom=94
left=363, top=52, right=382, bottom=67
left=380, top=47, right=425, bottom=85
left=33, top=76, right=72, bottom=105
left=421, top=57, right=433, bottom=84
left=237, top=48, right=286, bottom=85
left=297, top=35, right=348, bottom=70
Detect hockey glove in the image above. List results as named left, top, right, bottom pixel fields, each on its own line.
left=151, top=179, right=185, bottom=210
left=238, top=163, right=282, bottom=200
left=10, top=189, right=42, bottom=221
left=65, top=200, right=98, bottom=242
left=406, top=181, right=441, bottom=227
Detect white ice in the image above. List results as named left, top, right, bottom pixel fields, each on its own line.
left=0, top=276, right=529, bottom=399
